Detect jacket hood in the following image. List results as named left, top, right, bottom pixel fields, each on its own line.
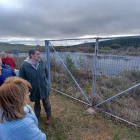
left=24, top=57, right=30, bottom=63
left=24, top=57, right=41, bottom=64
left=24, top=57, right=41, bottom=70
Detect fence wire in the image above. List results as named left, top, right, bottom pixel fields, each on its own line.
left=1, top=36, right=140, bottom=127
left=49, top=39, right=96, bottom=105
left=48, top=36, right=140, bottom=127
left=96, top=84, right=140, bottom=127
left=95, top=37, right=140, bottom=127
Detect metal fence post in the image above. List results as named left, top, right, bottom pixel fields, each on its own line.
left=45, top=40, right=51, bottom=85
left=91, top=38, right=99, bottom=107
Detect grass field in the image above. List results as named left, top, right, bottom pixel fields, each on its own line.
left=29, top=91, right=140, bottom=140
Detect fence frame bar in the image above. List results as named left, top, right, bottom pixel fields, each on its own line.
left=47, top=35, right=140, bottom=42
left=103, top=111, right=140, bottom=128
left=45, top=40, right=51, bottom=85
left=91, top=38, right=99, bottom=107
left=49, top=41, right=91, bottom=105
left=95, top=83, right=140, bottom=107
left=51, top=88, right=91, bottom=106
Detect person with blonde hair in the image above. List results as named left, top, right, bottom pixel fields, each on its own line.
left=0, top=76, right=46, bottom=140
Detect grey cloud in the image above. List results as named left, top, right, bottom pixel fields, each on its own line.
left=0, top=0, right=140, bottom=44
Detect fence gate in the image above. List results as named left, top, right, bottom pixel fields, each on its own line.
left=45, top=36, right=140, bottom=127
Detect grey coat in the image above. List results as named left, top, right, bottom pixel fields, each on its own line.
left=19, top=58, right=50, bottom=102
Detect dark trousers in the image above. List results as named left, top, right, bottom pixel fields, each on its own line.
left=34, top=97, right=51, bottom=118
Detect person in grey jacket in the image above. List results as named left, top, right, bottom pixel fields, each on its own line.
left=19, top=49, right=51, bottom=124
left=0, top=76, right=46, bottom=140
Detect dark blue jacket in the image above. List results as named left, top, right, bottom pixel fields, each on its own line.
left=0, top=62, right=16, bottom=86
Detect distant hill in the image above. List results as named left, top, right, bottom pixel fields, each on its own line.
left=0, top=42, right=45, bottom=53
left=51, top=37, right=140, bottom=53
left=98, top=37, right=140, bottom=48
left=1, top=37, right=140, bottom=54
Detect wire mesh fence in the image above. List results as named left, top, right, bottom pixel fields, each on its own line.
left=94, top=36, right=140, bottom=127
left=95, top=83, right=140, bottom=127
left=48, top=38, right=96, bottom=105
left=1, top=36, right=140, bottom=127
left=48, top=36, right=140, bottom=127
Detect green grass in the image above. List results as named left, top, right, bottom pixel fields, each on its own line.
left=29, top=91, right=140, bottom=140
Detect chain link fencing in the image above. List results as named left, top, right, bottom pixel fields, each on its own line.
left=48, top=36, right=140, bottom=127
left=95, top=36, right=140, bottom=127
left=1, top=36, right=140, bottom=127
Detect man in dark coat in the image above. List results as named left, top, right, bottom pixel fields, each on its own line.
left=19, top=49, right=51, bottom=124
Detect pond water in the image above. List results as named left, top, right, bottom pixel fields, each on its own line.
left=15, top=52, right=140, bottom=76
left=50, top=52, right=140, bottom=76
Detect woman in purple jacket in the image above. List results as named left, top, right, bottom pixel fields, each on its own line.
left=0, top=76, right=46, bottom=140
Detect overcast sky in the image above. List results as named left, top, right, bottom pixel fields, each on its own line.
left=0, top=0, right=140, bottom=45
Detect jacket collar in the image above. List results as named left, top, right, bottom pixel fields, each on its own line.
left=24, top=57, right=41, bottom=70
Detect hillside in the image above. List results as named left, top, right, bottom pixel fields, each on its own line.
left=51, top=37, right=140, bottom=54
left=1, top=36, right=140, bottom=54
left=0, top=42, right=45, bottom=53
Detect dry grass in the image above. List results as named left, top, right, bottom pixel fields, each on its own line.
left=29, top=91, right=140, bottom=140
